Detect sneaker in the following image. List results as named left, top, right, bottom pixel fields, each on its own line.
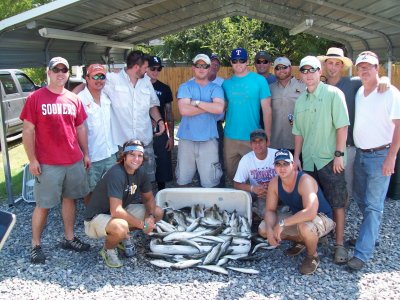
left=117, top=238, right=136, bottom=258
left=347, top=257, right=365, bottom=271
left=31, top=245, right=46, bottom=264
left=300, top=255, right=320, bottom=275
left=99, top=248, right=123, bottom=268
left=61, top=237, right=90, bottom=252
left=285, top=243, right=306, bottom=257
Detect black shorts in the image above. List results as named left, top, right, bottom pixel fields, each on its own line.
left=307, top=160, right=348, bottom=209
left=153, top=132, right=173, bottom=183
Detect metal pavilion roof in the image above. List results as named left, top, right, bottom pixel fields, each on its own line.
left=0, top=0, right=399, bottom=69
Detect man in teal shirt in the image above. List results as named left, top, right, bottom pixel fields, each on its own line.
left=223, top=47, right=271, bottom=182
left=292, top=56, right=350, bottom=265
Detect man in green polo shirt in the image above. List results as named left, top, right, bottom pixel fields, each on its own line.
left=292, top=56, right=350, bottom=265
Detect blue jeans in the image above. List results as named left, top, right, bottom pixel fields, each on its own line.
left=352, top=148, right=390, bottom=262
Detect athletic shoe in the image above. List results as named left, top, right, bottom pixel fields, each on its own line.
left=347, top=257, right=365, bottom=271
left=31, top=245, right=46, bottom=264
left=61, top=237, right=90, bottom=252
left=300, top=255, right=320, bottom=275
left=99, top=248, right=123, bottom=268
left=285, top=243, right=306, bottom=257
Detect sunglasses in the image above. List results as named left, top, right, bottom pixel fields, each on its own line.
left=275, top=65, right=290, bottom=71
left=193, top=63, right=210, bottom=69
left=274, top=161, right=290, bottom=167
left=149, top=66, right=163, bottom=72
left=91, top=74, right=106, bottom=80
left=231, top=59, right=247, bottom=64
left=256, top=60, right=269, bottom=64
left=299, top=67, right=320, bottom=74
left=51, top=67, right=69, bottom=74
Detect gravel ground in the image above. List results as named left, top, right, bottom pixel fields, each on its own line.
left=1, top=195, right=400, bottom=299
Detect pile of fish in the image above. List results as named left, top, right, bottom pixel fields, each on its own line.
left=147, top=204, right=277, bottom=275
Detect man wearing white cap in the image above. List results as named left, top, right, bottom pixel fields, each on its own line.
left=78, top=64, right=118, bottom=206
left=317, top=48, right=389, bottom=202
left=347, top=51, right=400, bottom=270
left=292, top=56, right=350, bottom=264
left=269, top=57, right=306, bottom=151
left=176, top=54, right=224, bottom=187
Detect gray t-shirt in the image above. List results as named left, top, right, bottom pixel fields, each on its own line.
left=84, top=163, right=152, bottom=220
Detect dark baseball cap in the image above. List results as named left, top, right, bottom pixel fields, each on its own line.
left=250, top=129, right=268, bottom=141
left=148, top=56, right=164, bottom=67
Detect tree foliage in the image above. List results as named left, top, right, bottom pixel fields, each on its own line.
left=155, top=16, right=337, bottom=66
left=0, top=0, right=51, bottom=20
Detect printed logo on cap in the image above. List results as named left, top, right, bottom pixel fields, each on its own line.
left=236, top=49, right=242, bottom=56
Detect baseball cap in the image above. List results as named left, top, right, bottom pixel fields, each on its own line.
left=230, top=47, right=248, bottom=61
left=149, top=56, right=164, bottom=67
left=250, top=129, right=268, bottom=141
left=299, top=56, right=321, bottom=70
left=210, top=53, right=220, bottom=62
left=86, top=64, right=106, bottom=76
left=274, top=57, right=291, bottom=67
left=274, top=149, right=294, bottom=164
left=355, top=51, right=379, bottom=66
left=193, top=54, right=211, bottom=65
left=48, top=57, right=69, bottom=69
left=255, top=51, right=272, bottom=62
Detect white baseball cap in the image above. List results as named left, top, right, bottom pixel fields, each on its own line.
left=193, top=54, right=211, bottom=65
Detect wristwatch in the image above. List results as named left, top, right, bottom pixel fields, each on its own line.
left=194, top=100, right=200, bottom=107
left=279, top=219, right=285, bottom=227
left=334, top=150, right=344, bottom=157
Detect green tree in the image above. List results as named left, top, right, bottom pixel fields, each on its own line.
left=0, top=0, right=51, bottom=20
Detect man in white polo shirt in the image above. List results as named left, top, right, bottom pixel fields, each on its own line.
left=348, top=51, right=400, bottom=271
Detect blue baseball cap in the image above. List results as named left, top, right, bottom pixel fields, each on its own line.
left=230, top=47, right=248, bottom=61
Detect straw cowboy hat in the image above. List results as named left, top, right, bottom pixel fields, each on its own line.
left=317, top=47, right=353, bottom=68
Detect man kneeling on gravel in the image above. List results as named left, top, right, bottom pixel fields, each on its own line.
left=259, top=150, right=335, bottom=275
left=83, top=140, right=163, bottom=268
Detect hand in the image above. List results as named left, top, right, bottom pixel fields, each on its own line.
left=382, top=155, right=396, bottom=176
left=29, top=159, right=41, bottom=176
left=154, top=120, right=165, bottom=136
left=293, top=157, right=302, bottom=171
left=253, top=185, right=268, bottom=198
left=266, top=230, right=279, bottom=247
left=377, top=76, right=390, bottom=93
left=83, top=154, right=91, bottom=169
left=272, top=224, right=283, bottom=244
left=143, top=216, right=155, bottom=234
left=333, top=156, right=344, bottom=174
left=165, top=137, right=174, bottom=151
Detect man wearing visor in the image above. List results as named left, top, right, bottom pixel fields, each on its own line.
left=84, top=140, right=163, bottom=268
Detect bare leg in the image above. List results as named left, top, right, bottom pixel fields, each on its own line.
left=32, top=207, right=49, bottom=246
left=333, top=207, right=345, bottom=245
left=62, top=198, right=76, bottom=240
left=298, top=222, right=319, bottom=256
left=104, top=219, right=129, bottom=249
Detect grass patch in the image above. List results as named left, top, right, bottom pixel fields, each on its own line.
left=0, top=141, right=28, bottom=203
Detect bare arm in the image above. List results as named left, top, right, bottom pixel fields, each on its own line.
left=72, top=83, right=86, bottom=94
left=141, top=191, right=157, bottom=233
left=262, top=177, right=279, bottom=245
left=22, top=120, right=41, bottom=176
left=294, top=135, right=303, bottom=171
left=261, top=97, right=272, bottom=138
left=165, top=102, right=174, bottom=151
left=150, top=106, right=165, bottom=136
left=382, top=119, right=400, bottom=176
left=76, top=123, right=91, bottom=169
left=333, top=126, right=348, bottom=174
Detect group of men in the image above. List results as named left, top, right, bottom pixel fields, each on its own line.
left=21, top=46, right=400, bottom=275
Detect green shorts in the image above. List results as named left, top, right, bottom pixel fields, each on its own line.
left=34, top=160, right=89, bottom=208
left=87, top=154, right=116, bottom=191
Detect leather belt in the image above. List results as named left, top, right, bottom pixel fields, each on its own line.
left=360, top=143, right=391, bottom=153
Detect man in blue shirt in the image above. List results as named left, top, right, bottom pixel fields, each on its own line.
left=176, top=54, right=225, bottom=187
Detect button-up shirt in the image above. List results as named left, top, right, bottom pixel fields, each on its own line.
left=78, top=87, right=118, bottom=162
left=270, top=77, right=306, bottom=149
left=104, top=70, right=159, bottom=146
left=292, top=82, right=349, bottom=171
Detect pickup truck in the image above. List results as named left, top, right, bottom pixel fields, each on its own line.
left=0, top=69, right=39, bottom=140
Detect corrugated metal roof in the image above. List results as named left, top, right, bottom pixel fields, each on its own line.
left=0, top=0, right=399, bottom=68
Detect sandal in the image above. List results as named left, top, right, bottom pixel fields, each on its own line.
left=334, top=244, right=348, bottom=264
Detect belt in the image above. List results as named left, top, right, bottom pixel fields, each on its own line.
left=360, top=143, right=391, bottom=153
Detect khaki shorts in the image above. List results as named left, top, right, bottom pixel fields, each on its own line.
left=259, top=213, right=335, bottom=240
left=84, top=204, right=146, bottom=239
left=34, top=160, right=89, bottom=208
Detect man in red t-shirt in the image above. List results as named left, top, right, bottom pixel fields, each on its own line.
left=20, top=57, right=91, bottom=264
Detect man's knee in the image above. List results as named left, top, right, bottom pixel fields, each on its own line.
left=298, top=222, right=317, bottom=239
left=106, top=219, right=129, bottom=239
left=258, top=221, right=268, bottom=238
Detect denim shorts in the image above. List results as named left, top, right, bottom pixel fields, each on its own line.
left=308, top=160, right=348, bottom=208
